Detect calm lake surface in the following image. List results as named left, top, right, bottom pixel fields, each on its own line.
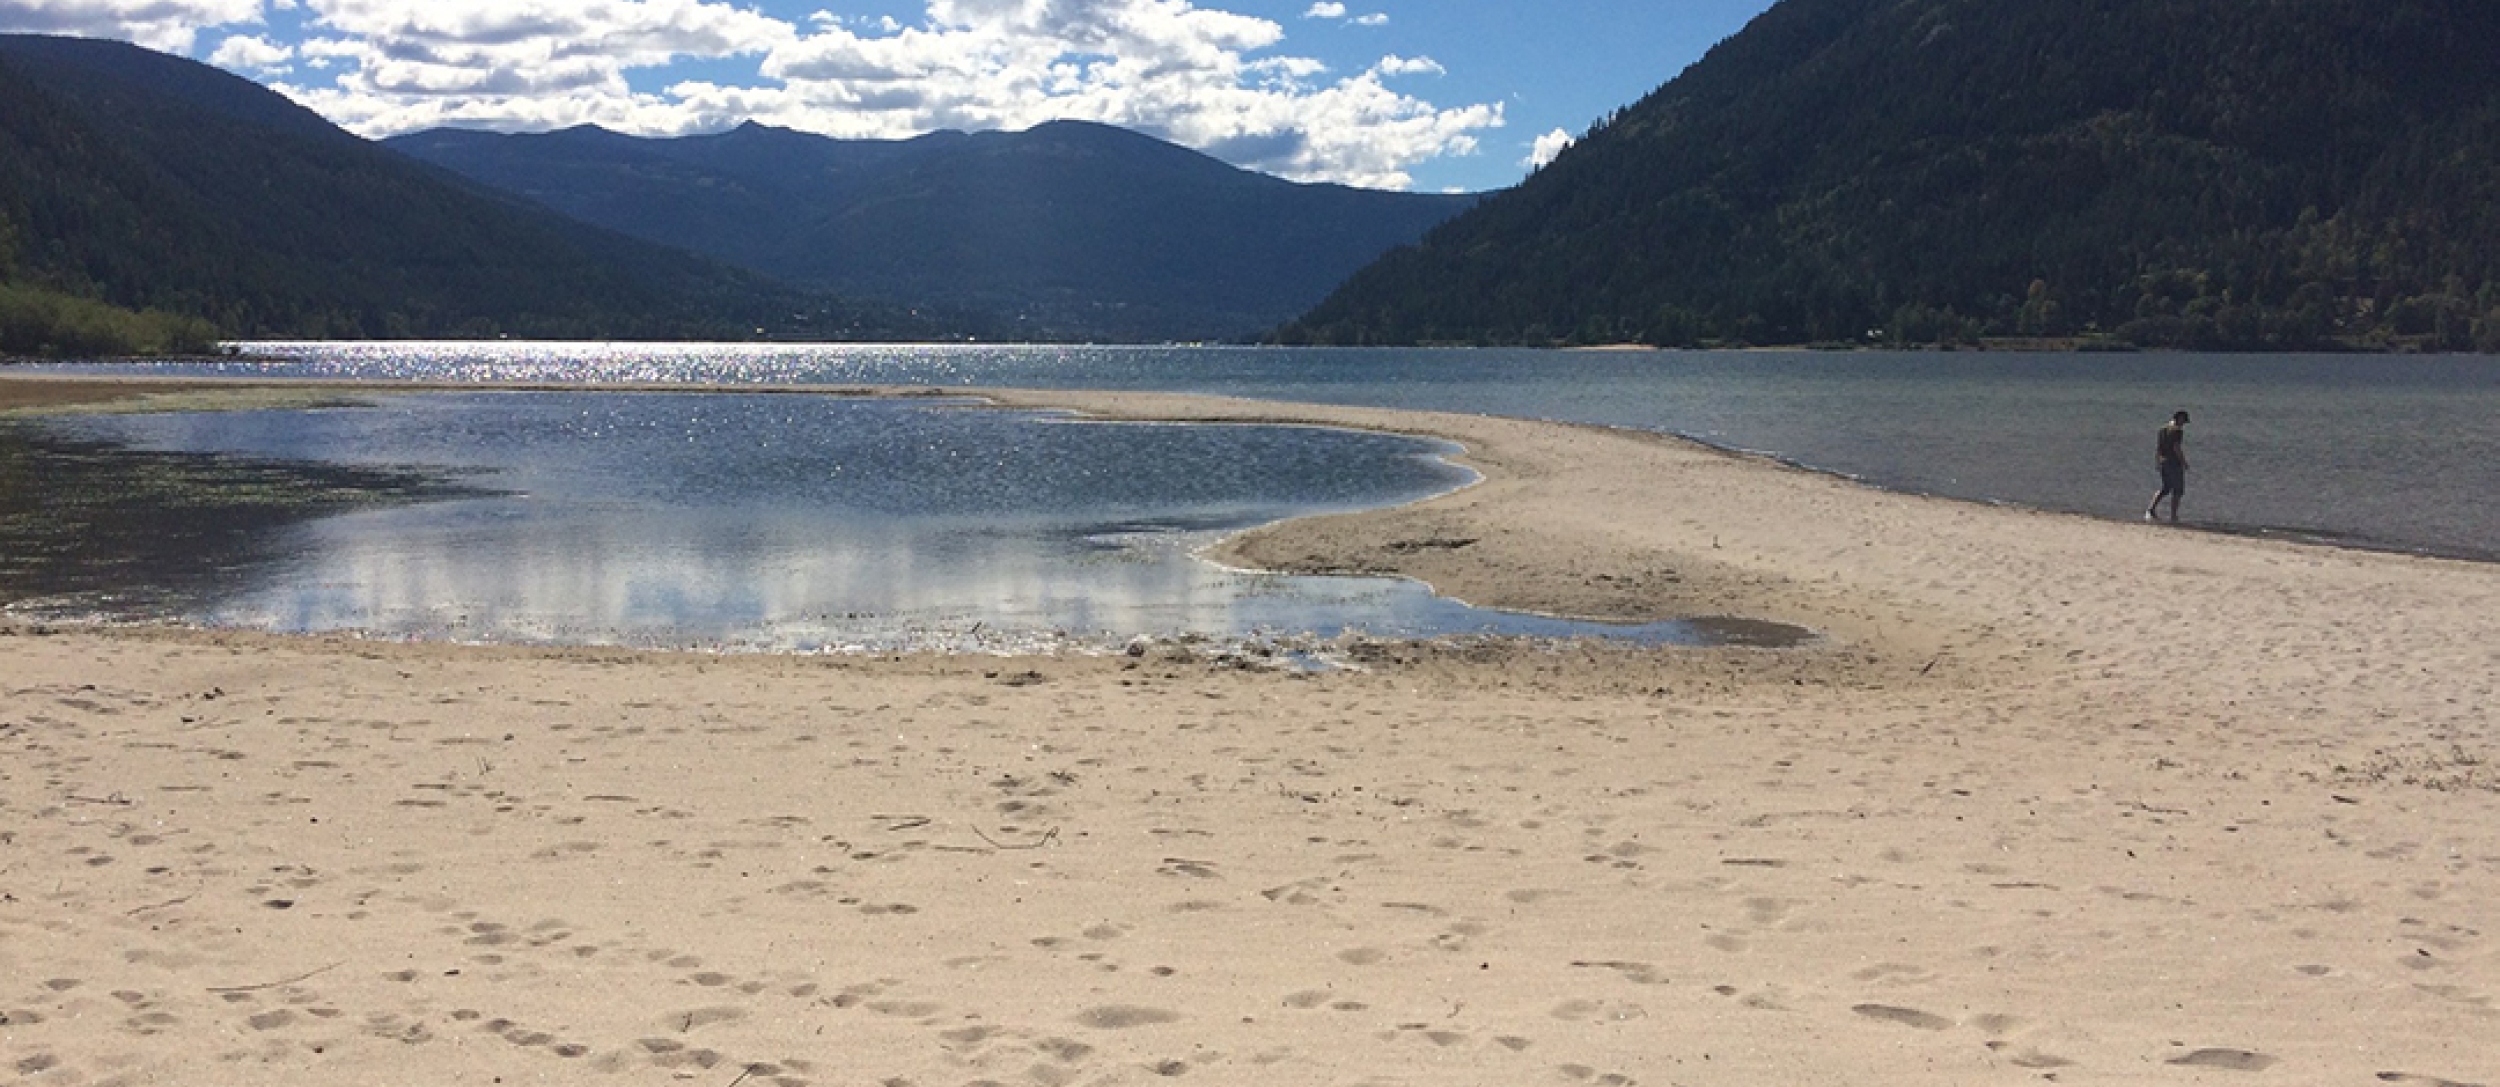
left=14, top=344, right=2495, bottom=649
left=3, top=390, right=1782, bottom=651
left=55, top=342, right=2500, bottom=560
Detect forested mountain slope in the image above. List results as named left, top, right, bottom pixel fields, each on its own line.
left=1282, top=0, right=2500, bottom=350
left=0, top=35, right=917, bottom=341
left=389, top=120, right=1477, bottom=342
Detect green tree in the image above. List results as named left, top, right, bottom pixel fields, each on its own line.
left=2014, top=279, right=2063, bottom=337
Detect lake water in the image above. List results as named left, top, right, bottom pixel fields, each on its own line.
left=54, top=342, right=2500, bottom=560
left=2, top=390, right=1793, bottom=652
left=14, top=343, right=2495, bottom=650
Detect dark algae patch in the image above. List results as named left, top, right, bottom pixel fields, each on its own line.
left=0, top=422, right=481, bottom=618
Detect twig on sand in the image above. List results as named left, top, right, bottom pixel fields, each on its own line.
left=66, top=793, right=132, bottom=806
left=126, top=892, right=195, bottom=916
left=726, top=1065, right=760, bottom=1087
left=971, top=826, right=1060, bottom=851
left=206, top=962, right=342, bottom=994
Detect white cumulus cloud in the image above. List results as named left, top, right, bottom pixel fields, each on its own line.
left=0, top=0, right=267, bottom=52
left=1373, top=54, right=1441, bottom=77
left=208, top=31, right=293, bottom=70
left=1301, top=3, right=1383, bottom=27
left=1525, top=125, right=1572, bottom=168
left=691, top=0, right=1497, bottom=188
left=268, top=0, right=797, bottom=137
left=2, top=0, right=1503, bottom=190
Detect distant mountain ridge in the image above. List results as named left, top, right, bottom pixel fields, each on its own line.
left=0, top=34, right=933, bottom=341
left=1285, top=0, right=2500, bottom=351
left=387, top=120, right=1478, bottom=342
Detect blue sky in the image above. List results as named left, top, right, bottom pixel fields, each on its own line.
left=0, top=0, right=1776, bottom=192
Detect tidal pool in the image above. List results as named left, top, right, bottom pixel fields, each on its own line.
left=2, top=391, right=1808, bottom=652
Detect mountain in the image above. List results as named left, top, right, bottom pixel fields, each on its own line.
left=387, top=120, right=1478, bottom=342
left=0, top=34, right=932, bottom=342
left=1281, top=0, right=2500, bottom=351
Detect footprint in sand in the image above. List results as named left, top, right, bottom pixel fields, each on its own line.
left=2375, top=1073, right=2486, bottom=1087
left=1964, top=1012, right=2022, bottom=1035
left=1549, top=999, right=1645, bottom=1023
left=124, top=1009, right=181, bottom=1035
left=2168, top=1048, right=2278, bottom=1072
left=1851, top=962, right=1935, bottom=985
left=938, top=1024, right=1000, bottom=1046
left=648, top=1045, right=729, bottom=1072
left=1074, top=1005, right=1182, bottom=1029
left=1742, top=896, right=1795, bottom=925
left=1383, top=1023, right=1471, bottom=1048
left=1036, top=1037, right=1096, bottom=1063
left=1980, top=1035, right=2073, bottom=1070
left=1571, top=960, right=1669, bottom=985
left=2008, top=1048, right=2076, bottom=1070
left=662, top=1004, right=748, bottom=1031
left=1851, top=1004, right=1953, bottom=1030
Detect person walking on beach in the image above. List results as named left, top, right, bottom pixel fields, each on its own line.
left=2147, top=410, right=2189, bottom=522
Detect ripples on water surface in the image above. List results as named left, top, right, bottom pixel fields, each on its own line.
left=3, top=391, right=1786, bottom=651
left=55, top=341, right=2500, bottom=561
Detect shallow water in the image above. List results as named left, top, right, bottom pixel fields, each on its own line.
left=58, top=343, right=2500, bottom=560
left=2, top=391, right=1796, bottom=651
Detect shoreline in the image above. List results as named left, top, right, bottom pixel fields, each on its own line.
left=3, top=373, right=2497, bottom=1085
left=8, top=371, right=2499, bottom=653
left=14, top=368, right=2495, bottom=571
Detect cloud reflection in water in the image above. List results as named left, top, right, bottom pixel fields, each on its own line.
left=35, top=391, right=1716, bottom=650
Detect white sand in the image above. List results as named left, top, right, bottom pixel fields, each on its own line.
left=2, top=378, right=2495, bottom=1086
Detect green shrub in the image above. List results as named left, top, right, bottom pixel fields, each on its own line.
left=0, top=283, right=221, bottom=358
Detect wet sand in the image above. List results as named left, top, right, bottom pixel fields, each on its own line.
left=3, top=374, right=2496, bottom=1086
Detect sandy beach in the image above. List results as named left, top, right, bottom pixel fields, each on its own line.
left=3, top=376, right=2496, bottom=1085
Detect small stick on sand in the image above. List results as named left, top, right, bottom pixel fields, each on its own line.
left=206, top=962, right=342, bottom=994
left=126, top=892, right=195, bottom=916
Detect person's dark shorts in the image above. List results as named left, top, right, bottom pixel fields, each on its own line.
left=2158, top=459, right=2186, bottom=494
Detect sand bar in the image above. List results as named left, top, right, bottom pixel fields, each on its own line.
left=3, top=374, right=2496, bottom=1085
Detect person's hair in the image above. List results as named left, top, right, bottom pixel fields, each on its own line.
left=2172, top=410, right=2191, bottom=423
